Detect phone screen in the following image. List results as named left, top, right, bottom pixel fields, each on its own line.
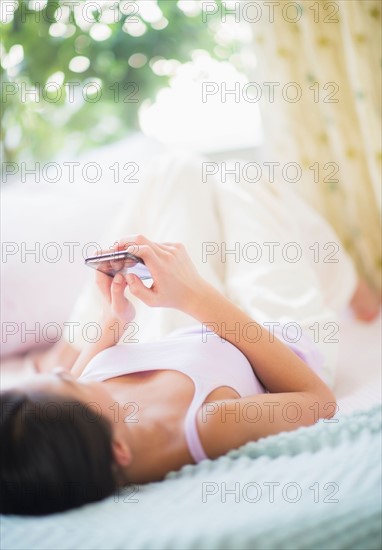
left=85, top=251, right=152, bottom=280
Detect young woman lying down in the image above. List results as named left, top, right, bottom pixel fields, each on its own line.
left=1, top=235, right=336, bottom=516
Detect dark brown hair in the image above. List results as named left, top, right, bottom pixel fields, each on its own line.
left=0, top=389, right=118, bottom=515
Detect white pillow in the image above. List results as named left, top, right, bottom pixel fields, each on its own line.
left=1, top=134, right=163, bottom=358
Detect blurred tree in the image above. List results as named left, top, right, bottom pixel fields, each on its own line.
left=1, top=0, right=233, bottom=163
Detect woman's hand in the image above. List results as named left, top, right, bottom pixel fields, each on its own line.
left=96, top=270, right=136, bottom=325
left=111, top=234, right=208, bottom=312
left=70, top=272, right=136, bottom=378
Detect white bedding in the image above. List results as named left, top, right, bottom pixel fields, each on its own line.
left=335, top=308, right=381, bottom=415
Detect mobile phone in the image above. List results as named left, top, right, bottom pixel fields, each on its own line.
left=85, top=250, right=152, bottom=280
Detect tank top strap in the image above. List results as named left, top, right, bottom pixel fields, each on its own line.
left=183, top=377, right=215, bottom=463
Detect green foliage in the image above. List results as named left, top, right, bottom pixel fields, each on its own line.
left=1, top=0, right=231, bottom=162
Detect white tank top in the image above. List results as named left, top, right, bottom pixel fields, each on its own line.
left=79, top=325, right=265, bottom=463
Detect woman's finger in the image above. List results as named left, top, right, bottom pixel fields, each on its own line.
left=95, top=270, right=112, bottom=301
left=126, top=274, right=155, bottom=306
left=110, top=273, right=136, bottom=322
left=114, top=234, right=168, bottom=258
left=154, top=243, right=178, bottom=253
left=124, top=244, right=164, bottom=272
left=111, top=273, right=127, bottom=303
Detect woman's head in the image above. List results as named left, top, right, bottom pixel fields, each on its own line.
left=0, top=371, right=133, bottom=516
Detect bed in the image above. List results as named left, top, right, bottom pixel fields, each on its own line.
left=1, top=309, right=380, bottom=550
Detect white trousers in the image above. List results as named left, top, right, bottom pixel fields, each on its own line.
left=65, top=153, right=358, bottom=387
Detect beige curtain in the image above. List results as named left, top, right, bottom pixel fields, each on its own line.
left=248, top=0, right=381, bottom=290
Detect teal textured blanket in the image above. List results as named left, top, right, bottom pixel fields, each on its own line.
left=1, top=405, right=381, bottom=550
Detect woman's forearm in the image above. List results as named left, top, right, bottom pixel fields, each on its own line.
left=70, top=316, right=125, bottom=379
left=184, top=281, right=334, bottom=399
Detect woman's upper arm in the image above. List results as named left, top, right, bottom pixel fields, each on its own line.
left=198, top=389, right=337, bottom=460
